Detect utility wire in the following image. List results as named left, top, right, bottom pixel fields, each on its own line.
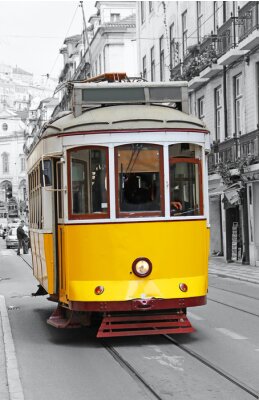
left=49, top=3, right=80, bottom=78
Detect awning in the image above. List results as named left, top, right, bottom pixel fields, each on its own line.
left=222, top=184, right=240, bottom=209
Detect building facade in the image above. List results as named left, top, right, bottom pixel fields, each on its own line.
left=0, top=108, right=27, bottom=219
left=0, top=64, right=58, bottom=220
left=136, top=1, right=259, bottom=266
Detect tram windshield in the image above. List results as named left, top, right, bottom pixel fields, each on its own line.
left=169, top=144, right=203, bottom=216
left=69, top=147, right=108, bottom=217
left=116, top=144, right=163, bottom=216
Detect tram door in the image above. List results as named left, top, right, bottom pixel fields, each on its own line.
left=54, top=159, right=66, bottom=300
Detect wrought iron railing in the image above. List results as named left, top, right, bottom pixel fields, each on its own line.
left=217, top=18, right=234, bottom=57
left=238, top=1, right=259, bottom=43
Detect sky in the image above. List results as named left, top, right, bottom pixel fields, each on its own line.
left=0, top=0, right=96, bottom=79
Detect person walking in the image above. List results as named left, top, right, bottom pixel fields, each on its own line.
left=16, top=220, right=28, bottom=255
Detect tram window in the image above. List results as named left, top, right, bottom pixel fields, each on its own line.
left=116, top=144, right=164, bottom=216
left=40, top=160, right=52, bottom=186
left=68, top=147, right=108, bottom=218
left=169, top=144, right=203, bottom=216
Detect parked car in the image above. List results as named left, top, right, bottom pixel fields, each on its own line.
left=6, top=228, right=19, bottom=249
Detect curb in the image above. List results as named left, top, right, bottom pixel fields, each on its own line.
left=209, top=271, right=259, bottom=285
left=0, top=295, right=24, bottom=400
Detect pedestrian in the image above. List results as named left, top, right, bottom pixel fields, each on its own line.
left=16, top=220, right=28, bottom=255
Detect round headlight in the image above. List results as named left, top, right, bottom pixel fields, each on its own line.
left=132, top=258, right=152, bottom=277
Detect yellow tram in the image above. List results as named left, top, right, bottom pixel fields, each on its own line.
left=27, top=74, right=210, bottom=337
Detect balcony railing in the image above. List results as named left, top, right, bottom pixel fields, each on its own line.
left=217, top=18, right=234, bottom=57
left=238, top=1, right=259, bottom=43
left=208, top=130, right=259, bottom=174
left=171, top=34, right=219, bottom=81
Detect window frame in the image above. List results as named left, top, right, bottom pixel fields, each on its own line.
left=159, top=35, right=165, bottom=81
left=2, top=153, right=9, bottom=173
left=169, top=157, right=204, bottom=216
left=215, top=86, right=222, bottom=141
left=142, top=55, right=147, bottom=80
left=198, top=96, right=205, bottom=119
left=140, top=1, right=146, bottom=24
left=170, top=23, right=175, bottom=70
left=114, top=143, right=165, bottom=218
left=197, top=1, right=202, bottom=43
left=67, top=146, right=110, bottom=220
left=182, top=10, right=188, bottom=57
left=234, top=74, right=242, bottom=135
left=150, top=46, right=155, bottom=81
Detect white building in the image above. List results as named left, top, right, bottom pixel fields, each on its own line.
left=136, top=1, right=259, bottom=266
left=0, top=108, right=27, bottom=218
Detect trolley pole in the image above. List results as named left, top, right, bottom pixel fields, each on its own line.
left=79, top=1, right=94, bottom=78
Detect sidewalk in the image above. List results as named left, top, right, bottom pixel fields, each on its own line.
left=209, top=256, right=259, bottom=285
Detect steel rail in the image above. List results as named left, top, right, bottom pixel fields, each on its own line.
left=208, top=297, right=259, bottom=318
left=102, top=341, right=164, bottom=400
left=209, top=284, right=259, bottom=301
left=163, top=334, right=259, bottom=399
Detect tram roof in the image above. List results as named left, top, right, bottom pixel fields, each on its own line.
left=42, top=103, right=207, bottom=137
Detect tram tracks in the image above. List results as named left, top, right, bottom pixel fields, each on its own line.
left=208, top=297, right=259, bottom=318
left=102, top=334, right=259, bottom=400
left=102, top=340, right=164, bottom=400
left=209, top=285, right=259, bottom=301
left=163, top=335, right=259, bottom=399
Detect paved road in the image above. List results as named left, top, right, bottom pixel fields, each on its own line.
left=1, top=244, right=259, bottom=400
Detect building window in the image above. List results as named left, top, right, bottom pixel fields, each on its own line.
left=20, top=157, right=26, bottom=172
left=234, top=74, right=242, bottom=135
left=2, top=123, right=8, bottom=131
left=170, top=23, right=176, bottom=70
left=68, top=147, right=109, bottom=219
left=99, top=54, right=102, bottom=74
left=159, top=35, right=165, bottom=81
left=150, top=46, right=155, bottom=81
left=213, top=1, right=218, bottom=33
left=197, top=1, right=202, bottom=43
left=140, top=2, right=146, bottom=24
left=142, top=55, right=147, bottom=80
left=2, top=153, right=9, bottom=173
left=215, top=86, right=222, bottom=141
left=115, top=143, right=164, bottom=217
left=110, top=13, right=120, bottom=22
left=149, top=1, right=153, bottom=13
left=198, top=97, right=204, bottom=119
left=182, top=10, right=188, bottom=57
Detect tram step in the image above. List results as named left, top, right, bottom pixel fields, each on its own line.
left=47, top=305, right=81, bottom=329
left=97, top=313, right=194, bottom=337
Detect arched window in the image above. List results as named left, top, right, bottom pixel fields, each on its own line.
left=2, top=123, right=8, bottom=131
left=2, top=153, right=9, bottom=173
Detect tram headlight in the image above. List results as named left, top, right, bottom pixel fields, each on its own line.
left=132, top=258, right=152, bottom=278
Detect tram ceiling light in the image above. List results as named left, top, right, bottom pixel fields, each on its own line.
left=179, top=283, right=188, bottom=292
left=94, top=286, right=104, bottom=295
left=132, top=258, right=152, bottom=278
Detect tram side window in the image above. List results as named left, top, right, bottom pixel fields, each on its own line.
left=116, top=144, right=164, bottom=216
left=69, top=147, right=108, bottom=218
left=169, top=144, right=203, bottom=216
left=28, top=165, right=43, bottom=229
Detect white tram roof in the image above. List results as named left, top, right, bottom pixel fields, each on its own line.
left=42, top=104, right=207, bottom=137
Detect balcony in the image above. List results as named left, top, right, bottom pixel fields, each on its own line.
left=188, top=76, right=209, bottom=90
left=200, top=63, right=223, bottom=79
left=238, top=2, right=259, bottom=50
left=217, top=16, right=248, bottom=65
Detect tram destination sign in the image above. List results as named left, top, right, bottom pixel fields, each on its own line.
left=72, top=82, right=189, bottom=117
